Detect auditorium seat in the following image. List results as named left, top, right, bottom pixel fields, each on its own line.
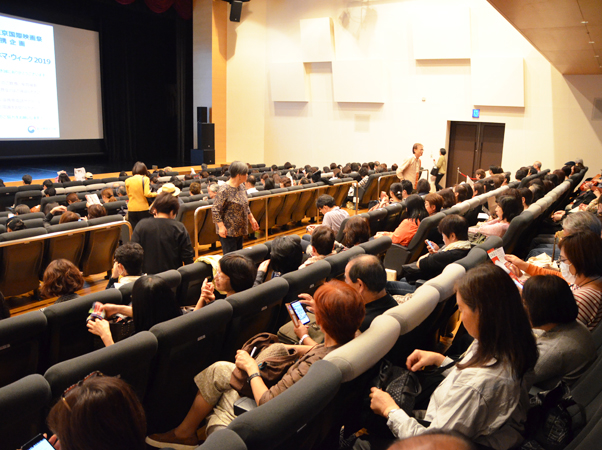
left=0, top=374, right=52, bottom=450
left=0, top=228, right=47, bottom=297
left=0, top=311, right=47, bottom=388
left=248, top=191, right=270, bottom=231
left=227, top=360, right=342, bottom=450
left=40, top=194, right=67, bottom=212
left=291, top=186, right=317, bottom=223
left=44, top=330, right=158, bottom=403
left=177, top=262, right=213, bottom=306
left=197, top=203, right=221, bottom=247
left=0, top=186, right=18, bottom=211
left=382, top=203, right=404, bottom=231
left=366, top=208, right=388, bottom=234
left=175, top=199, right=209, bottom=243
left=359, top=235, right=392, bottom=256
left=221, top=277, right=289, bottom=360
left=260, top=188, right=287, bottom=230
left=41, top=221, right=89, bottom=276
left=40, top=289, right=124, bottom=372
left=199, top=429, right=248, bottom=450
left=22, top=218, right=44, bottom=229
left=103, top=200, right=127, bottom=215
left=358, top=173, right=380, bottom=206
left=67, top=200, right=88, bottom=217
left=145, top=301, right=233, bottom=433
left=17, top=184, right=43, bottom=191
left=325, top=246, right=365, bottom=279
left=383, top=211, right=445, bottom=277
left=79, top=220, right=123, bottom=276
left=119, top=269, right=181, bottom=304
left=14, top=190, right=43, bottom=208
left=0, top=225, right=5, bottom=234
left=275, top=187, right=302, bottom=227
left=233, top=244, right=269, bottom=265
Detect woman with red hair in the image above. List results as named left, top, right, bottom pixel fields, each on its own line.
left=147, top=280, right=365, bottom=449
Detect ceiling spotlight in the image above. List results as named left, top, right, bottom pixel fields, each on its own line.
left=582, top=21, right=588, bottom=24
left=590, top=41, right=595, bottom=44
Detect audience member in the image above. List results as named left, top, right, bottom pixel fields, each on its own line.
left=106, top=243, right=145, bottom=289
left=6, top=217, right=26, bottom=232
left=87, top=204, right=108, bottom=219
left=522, top=275, right=596, bottom=389
left=47, top=374, right=147, bottom=450
left=312, top=194, right=349, bottom=235
left=438, top=188, right=456, bottom=209
left=41, top=259, right=84, bottom=303
left=14, top=204, right=31, bottom=215
left=59, top=211, right=80, bottom=224
left=416, top=179, right=430, bottom=197
left=299, top=226, right=336, bottom=268
left=424, top=193, right=443, bottom=216
left=88, top=276, right=182, bottom=346
left=255, top=236, right=303, bottom=285
left=340, top=215, right=371, bottom=249
left=376, top=195, right=427, bottom=246
left=468, top=195, right=521, bottom=238
left=102, top=188, right=115, bottom=203
left=132, top=192, right=194, bottom=274
left=22, top=174, right=32, bottom=185
left=125, top=161, right=158, bottom=230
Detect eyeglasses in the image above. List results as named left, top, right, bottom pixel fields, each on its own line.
left=61, top=371, right=104, bottom=412
left=558, top=257, right=572, bottom=265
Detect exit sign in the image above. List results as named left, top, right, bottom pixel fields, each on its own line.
left=472, top=109, right=480, bottom=118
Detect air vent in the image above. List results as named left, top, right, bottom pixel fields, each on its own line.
left=593, top=98, right=602, bottom=121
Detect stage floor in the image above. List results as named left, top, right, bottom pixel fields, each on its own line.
left=0, top=162, right=128, bottom=183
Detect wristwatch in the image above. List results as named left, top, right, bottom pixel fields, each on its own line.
left=299, top=334, right=310, bottom=344
left=387, top=408, right=401, bottom=420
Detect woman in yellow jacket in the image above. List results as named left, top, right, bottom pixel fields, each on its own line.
left=125, top=161, right=157, bottom=230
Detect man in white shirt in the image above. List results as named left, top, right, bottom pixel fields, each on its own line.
left=396, top=143, right=424, bottom=189
left=246, top=175, right=259, bottom=194
left=316, top=194, right=348, bottom=235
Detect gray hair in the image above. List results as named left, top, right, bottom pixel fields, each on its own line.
left=209, top=183, right=220, bottom=193
left=563, top=211, right=602, bottom=236
left=533, top=161, right=542, bottom=169
left=229, top=161, right=248, bottom=178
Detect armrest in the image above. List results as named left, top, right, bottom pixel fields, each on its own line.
left=234, top=397, right=258, bottom=416
left=415, top=279, right=427, bottom=288
left=383, top=244, right=410, bottom=278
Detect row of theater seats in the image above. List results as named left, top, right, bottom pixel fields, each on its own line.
left=0, top=218, right=127, bottom=297
left=0, top=236, right=392, bottom=449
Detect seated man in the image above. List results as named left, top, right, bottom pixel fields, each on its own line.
left=387, top=215, right=471, bottom=296
left=307, top=194, right=349, bottom=236
left=131, top=192, right=194, bottom=274
left=299, top=226, right=336, bottom=269
left=106, top=243, right=145, bottom=289
left=254, top=236, right=303, bottom=285
left=278, top=254, right=397, bottom=345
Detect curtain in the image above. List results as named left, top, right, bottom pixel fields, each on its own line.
left=113, top=0, right=192, bottom=20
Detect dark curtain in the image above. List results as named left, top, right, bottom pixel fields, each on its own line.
left=113, top=0, right=192, bottom=20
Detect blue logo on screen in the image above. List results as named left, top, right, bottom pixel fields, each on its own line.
left=472, top=109, right=480, bottom=119
left=28, top=126, right=36, bottom=133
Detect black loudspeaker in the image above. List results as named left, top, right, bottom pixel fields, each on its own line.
left=204, top=150, right=215, bottom=165
left=230, top=1, right=243, bottom=22
left=198, top=123, right=215, bottom=150
left=197, top=106, right=209, bottom=123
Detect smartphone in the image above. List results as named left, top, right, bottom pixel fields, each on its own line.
left=22, top=434, right=55, bottom=450
left=426, top=240, right=436, bottom=251
left=286, top=301, right=311, bottom=327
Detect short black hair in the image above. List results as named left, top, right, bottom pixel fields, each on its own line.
left=401, top=180, right=413, bottom=196
left=14, top=204, right=30, bottom=215
left=151, top=192, right=180, bottom=215
left=416, top=179, right=430, bottom=194
left=45, top=187, right=57, bottom=197
left=270, top=236, right=303, bottom=274
left=438, top=214, right=469, bottom=241
left=359, top=167, right=369, bottom=177
left=220, top=253, right=257, bottom=293
left=7, top=218, right=26, bottom=231
left=497, top=195, right=522, bottom=222
left=114, top=243, right=144, bottom=276
left=316, top=195, right=335, bottom=209
left=522, top=275, right=578, bottom=327
left=311, top=226, right=335, bottom=256
left=347, top=254, right=386, bottom=293
left=43, top=179, right=54, bottom=188
left=519, top=187, right=533, bottom=206
left=22, top=174, right=32, bottom=184
left=515, top=167, right=528, bottom=181
left=439, top=148, right=447, bottom=156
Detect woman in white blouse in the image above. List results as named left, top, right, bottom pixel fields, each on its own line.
left=369, top=264, right=538, bottom=450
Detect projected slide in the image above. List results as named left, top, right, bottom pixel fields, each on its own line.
left=0, top=15, right=59, bottom=138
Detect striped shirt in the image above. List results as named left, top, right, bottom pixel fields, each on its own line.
left=572, top=285, right=602, bottom=331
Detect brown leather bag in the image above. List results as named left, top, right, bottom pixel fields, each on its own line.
left=230, top=332, right=298, bottom=397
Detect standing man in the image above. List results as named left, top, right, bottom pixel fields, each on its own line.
left=533, top=161, right=542, bottom=172
left=396, top=143, right=424, bottom=189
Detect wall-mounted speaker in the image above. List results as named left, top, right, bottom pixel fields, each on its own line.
left=230, top=1, right=243, bottom=22
left=197, top=106, right=209, bottom=123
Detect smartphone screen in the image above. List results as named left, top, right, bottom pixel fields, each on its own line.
left=22, top=435, right=54, bottom=450
left=291, top=300, right=310, bottom=325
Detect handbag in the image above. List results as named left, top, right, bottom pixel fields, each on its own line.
left=373, top=359, right=422, bottom=415
left=93, top=315, right=135, bottom=349
left=430, top=167, right=439, bottom=177
left=230, top=332, right=298, bottom=397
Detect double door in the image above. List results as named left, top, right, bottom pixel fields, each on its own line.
left=446, top=122, right=505, bottom=186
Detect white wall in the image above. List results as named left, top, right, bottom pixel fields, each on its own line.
left=192, top=0, right=213, bottom=146
left=212, top=0, right=602, bottom=175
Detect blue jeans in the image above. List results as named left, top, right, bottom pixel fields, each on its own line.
left=386, top=279, right=417, bottom=296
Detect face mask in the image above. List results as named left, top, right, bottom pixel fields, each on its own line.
left=560, top=261, right=576, bottom=285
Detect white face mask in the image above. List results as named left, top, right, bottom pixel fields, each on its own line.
left=560, top=261, right=576, bottom=285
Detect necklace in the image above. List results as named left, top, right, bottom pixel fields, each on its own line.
left=578, top=275, right=602, bottom=289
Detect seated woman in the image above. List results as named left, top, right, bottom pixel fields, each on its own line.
left=255, top=236, right=303, bottom=285
left=438, top=188, right=456, bottom=210
left=87, top=275, right=183, bottom=346
left=386, top=215, right=471, bottom=296
left=506, top=230, right=602, bottom=331
left=87, top=203, right=108, bottom=219
left=47, top=373, right=147, bottom=450
left=468, top=194, right=521, bottom=238
left=368, top=182, right=407, bottom=212
left=146, top=280, right=365, bottom=449
left=339, top=215, right=371, bottom=249
left=367, top=264, right=538, bottom=450
left=41, top=259, right=84, bottom=303
left=376, top=195, right=428, bottom=246
left=522, top=275, right=596, bottom=389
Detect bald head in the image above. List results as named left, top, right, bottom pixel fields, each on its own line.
left=345, top=254, right=387, bottom=294
left=388, top=433, right=475, bottom=450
